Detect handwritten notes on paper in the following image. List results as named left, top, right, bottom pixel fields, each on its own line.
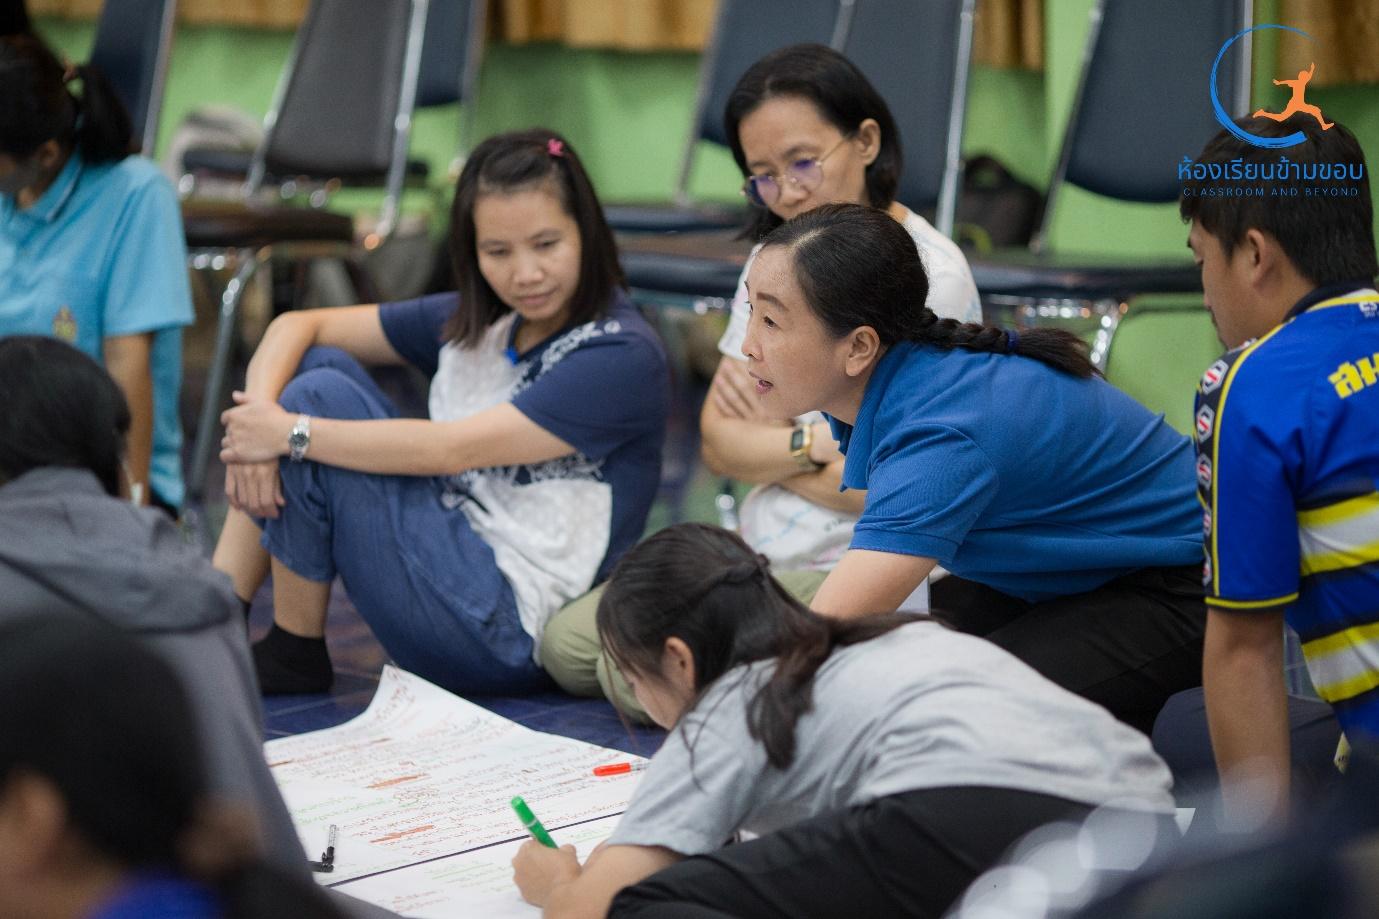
left=340, top=814, right=621, bottom=917
left=264, top=667, right=646, bottom=915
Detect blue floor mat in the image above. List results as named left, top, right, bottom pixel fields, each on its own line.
left=253, top=583, right=666, bottom=758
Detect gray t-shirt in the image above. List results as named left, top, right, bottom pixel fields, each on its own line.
left=607, top=621, right=1173, bottom=855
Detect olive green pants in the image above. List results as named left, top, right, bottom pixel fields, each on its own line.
left=539, top=569, right=828, bottom=723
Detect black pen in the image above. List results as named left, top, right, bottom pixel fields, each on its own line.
left=309, top=824, right=338, bottom=873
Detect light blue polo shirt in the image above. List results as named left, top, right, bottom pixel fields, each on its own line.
left=0, top=153, right=192, bottom=507
left=828, top=341, right=1202, bottom=602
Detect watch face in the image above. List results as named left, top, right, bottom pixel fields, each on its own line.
left=789, top=427, right=806, bottom=452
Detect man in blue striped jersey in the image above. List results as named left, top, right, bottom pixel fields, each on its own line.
left=1181, top=115, right=1379, bottom=826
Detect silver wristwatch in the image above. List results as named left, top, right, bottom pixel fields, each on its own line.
left=288, top=414, right=312, bottom=462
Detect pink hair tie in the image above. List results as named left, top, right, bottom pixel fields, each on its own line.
left=546, top=138, right=565, bottom=158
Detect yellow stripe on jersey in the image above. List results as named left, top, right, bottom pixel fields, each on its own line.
left=1303, top=621, right=1379, bottom=703
left=1207, top=291, right=1378, bottom=596
left=1209, top=593, right=1299, bottom=610
left=1304, top=621, right=1379, bottom=658
left=1301, top=541, right=1379, bottom=577
left=1312, top=293, right=1379, bottom=311
left=1297, top=492, right=1379, bottom=529
left=1314, top=669, right=1379, bottom=706
left=1298, top=492, right=1379, bottom=576
left=1208, top=325, right=1289, bottom=596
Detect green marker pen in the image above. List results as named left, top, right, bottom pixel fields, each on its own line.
left=510, top=795, right=557, bottom=848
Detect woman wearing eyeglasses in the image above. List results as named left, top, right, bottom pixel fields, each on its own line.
left=702, top=43, right=982, bottom=584
left=539, top=44, right=981, bottom=719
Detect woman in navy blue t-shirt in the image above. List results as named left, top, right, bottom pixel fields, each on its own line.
left=212, top=131, right=668, bottom=696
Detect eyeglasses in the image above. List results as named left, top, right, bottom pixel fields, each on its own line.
left=741, top=134, right=853, bottom=208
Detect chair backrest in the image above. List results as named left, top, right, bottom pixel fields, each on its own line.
left=674, top=0, right=849, bottom=202
left=415, top=0, right=485, bottom=109
left=416, top=0, right=486, bottom=164
left=841, top=0, right=975, bottom=236
left=1037, top=0, right=1253, bottom=250
left=250, top=0, right=429, bottom=237
left=89, top=0, right=177, bottom=154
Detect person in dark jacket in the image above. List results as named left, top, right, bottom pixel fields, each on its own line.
left=0, top=335, right=401, bottom=918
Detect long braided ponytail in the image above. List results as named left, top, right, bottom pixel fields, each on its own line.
left=762, top=204, right=1098, bottom=378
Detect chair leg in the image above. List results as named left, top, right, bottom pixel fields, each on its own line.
left=715, top=478, right=740, bottom=530
left=341, top=255, right=379, bottom=305
left=1089, top=299, right=1128, bottom=371
left=187, top=253, right=262, bottom=507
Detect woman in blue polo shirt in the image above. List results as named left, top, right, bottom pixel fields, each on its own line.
left=0, top=34, right=192, bottom=512
left=741, top=203, right=1204, bottom=732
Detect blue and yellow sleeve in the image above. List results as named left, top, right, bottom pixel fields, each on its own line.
left=1195, top=345, right=1299, bottom=611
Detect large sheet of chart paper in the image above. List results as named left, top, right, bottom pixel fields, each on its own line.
left=264, top=666, right=647, bottom=917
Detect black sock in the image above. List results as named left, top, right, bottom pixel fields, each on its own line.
left=252, top=624, right=333, bottom=695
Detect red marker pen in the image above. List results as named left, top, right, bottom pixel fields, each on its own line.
left=592, top=761, right=649, bottom=777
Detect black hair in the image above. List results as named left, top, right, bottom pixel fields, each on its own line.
left=725, top=43, right=902, bottom=241
left=0, top=32, right=132, bottom=163
left=0, top=336, right=130, bottom=495
left=1, top=0, right=31, bottom=37
left=761, top=204, right=1098, bottom=378
left=0, top=616, right=345, bottom=919
left=1180, top=116, right=1377, bottom=287
left=0, top=616, right=204, bottom=869
left=596, top=524, right=916, bottom=769
left=444, top=128, right=625, bottom=347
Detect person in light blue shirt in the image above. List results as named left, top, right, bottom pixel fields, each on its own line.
left=738, top=203, right=1205, bottom=733
left=0, top=34, right=192, bottom=510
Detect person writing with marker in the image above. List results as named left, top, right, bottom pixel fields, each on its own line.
left=511, top=524, right=1175, bottom=919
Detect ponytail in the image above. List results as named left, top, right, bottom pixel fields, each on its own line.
left=597, top=524, right=920, bottom=770
left=762, top=203, right=1100, bottom=379
left=0, top=34, right=131, bottom=163
left=746, top=609, right=916, bottom=769
left=69, top=61, right=134, bottom=162
left=906, top=310, right=1098, bottom=378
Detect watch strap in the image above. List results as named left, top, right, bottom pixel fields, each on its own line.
left=288, top=414, right=311, bottom=462
left=790, top=422, right=822, bottom=471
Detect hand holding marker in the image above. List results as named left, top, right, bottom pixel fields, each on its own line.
left=511, top=795, right=557, bottom=848
left=510, top=760, right=646, bottom=852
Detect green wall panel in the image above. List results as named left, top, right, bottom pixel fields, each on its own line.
left=35, top=10, right=1377, bottom=244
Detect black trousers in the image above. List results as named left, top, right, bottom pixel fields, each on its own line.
left=609, top=787, right=1164, bottom=919
left=929, top=565, right=1206, bottom=735
left=1152, top=686, right=1342, bottom=831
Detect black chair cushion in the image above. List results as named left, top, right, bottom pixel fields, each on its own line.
left=604, top=203, right=747, bottom=235
left=182, top=201, right=355, bottom=249
left=967, top=249, right=1201, bottom=301
left=618, top=230, right=753, bottom=299
left=182, top=147, right=431, bottom=186
left=181, top=147, right=254, bottom=177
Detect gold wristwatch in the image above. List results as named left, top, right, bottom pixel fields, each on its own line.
left=790, top=422, right=824, bottom=471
